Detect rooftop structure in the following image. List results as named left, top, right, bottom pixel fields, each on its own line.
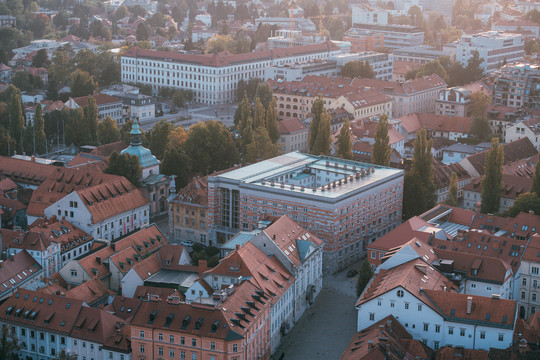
left=208, top=152, right=403, bottom=272
left=346, top=23, right=424, bottom=49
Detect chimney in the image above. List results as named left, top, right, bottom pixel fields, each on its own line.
left=30, top=155, right=35, bottom=162
left=236, top=244, right=240, bottom=251
left=466, top=296, right=473, bottom=315
left=198, top=259, right=208, bottom=275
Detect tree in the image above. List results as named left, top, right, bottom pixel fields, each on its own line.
left=148, top=120, right=174, bottom=160
left=183, top=121, right=238, bottom=174
left=206, top=35, right=235, bottom=53
left=33, top=103, right=46, bottom=154
left=32, top=48, right=50, bottom=68
left=337, top=118, right=352, bottom=159
left=408, top=5, right=423, bottom=26
left=470, top=116, right=491, bottom=140
left=403, top=129, right=436, bottom=219
left=0, top=128, right=16, bottom=156
left=252, top=97, right=266, bottom=130
left=54, top=350, right=78, bottom=360
left=465, top=50, right=484, bottom=82
left=266, top=97, right=279, bottom=144
left=70, top=70, right=96, bottom=98
left=481, top=138, right=504, bottom=214
left=97, top=116, right=121, bottom=144
left=446, top=172, right=458, bottom=206
left=356, top=260, right=373, bottom=297
left=313, top=111, right=331, bottom=155
left=341, top=60, right=376, bottom=79
left=532, top=153, right=540, bottom=196
left=371, top=114, right=391, bottom=166
left=0, top=325, right=19, bottom=360
left=161, top=147, right=191, bottom=188
left=136, top=22, right=149, bottom=41
left=105, top=151, right=142, bottom=185
left=65, top=108, right=86, bottom=146
left=468, top=92, right=491, bottom=119
left=504, top=192, right=540, bottom=217
left=245, top=127, right=280, bottom=163
left=8, top=86, right=24, bottom=153
left=309, top=97, right=324, bottom=153
left=173, top=91, right=185, bottom=108
left=234, top=92, right=252, bottom=127
left=86, top=96, right=98, bottom=142
left=254, top=83, right=273, bottom=108
left=167, top=126, right=187, bottom=150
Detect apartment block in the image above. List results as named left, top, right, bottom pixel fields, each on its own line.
left=492, top=63, right=540, bottom=110
left=456, top=31, right=524, bottom=73
left=121, top=42, right=341, bottom=104
left=207, top=152, right=404, bottom=272
left=352, top=4, right=388, bottom=25
left=329, top=52, right=394, bottom=81
left=518, top=234, right=540, bottom=319
left=345, top=23, right=424, bottom=50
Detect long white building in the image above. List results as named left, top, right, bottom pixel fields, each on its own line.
left=121, top=42, right=342, bottom=104
left=456, top=31, right=524, bottom=73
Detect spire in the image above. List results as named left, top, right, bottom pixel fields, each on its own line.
left=130, top=120, right=142, bottom=146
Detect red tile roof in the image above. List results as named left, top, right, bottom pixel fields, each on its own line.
left=25, top=218, right=93, bottom=254
left=78, top=246, right=116, bottom=280
left=0, top=289, right=84, bottom=335
left=278, top=117, right=307, bottom=135
left=76, top=177, right=151, bottom=224
left=0, top=156, right=55, bottom=187
left=103, top=296, right=142, bottom=321
left=112, top=224, right=166, bottom=255
left=368, top=217, right=433, bottom=252
left=123, top=41, right=340, bottom=67
left=422, top=290, right=516, bottom=326
left=522, top=234, right=540, bottom=263
left=432, top=160, right=470, bottom=190
left=171, top=176, right=208, bottom=207
left=400, top=113, right=472, bottom=134
left=0, top=250, right=42, bottom=293
left=62, top=278, right=115, bottom=306
left=463, top=174, right=532, bottom=200
left=131, top=251, right=161, bottom=280
left=72, top=93, right=122, bottom=107
left=432, top=346, right=488, bottom=360
left=133, top=286, right=185, bottom=301
left=357, top=258, right=454, bottom=306
left=27, top=167, right=120, bottom=218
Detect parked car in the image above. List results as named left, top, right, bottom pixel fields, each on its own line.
left=347, top=269, right=359, bottom=277
left=180, top=240, right=194, bottom=247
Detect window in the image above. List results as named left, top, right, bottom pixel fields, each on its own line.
left=522, top=292, right=526, bottom=299
left=434, top=341, right=440, bottom=350
left=210, top=341, right=215, bottom=350
left=480, top=331, right=486, bottom=339
left=390, top=301, right=395, bottom=308
left=377, top=299, right=382, bottom=306
left=170, top=349, right=174, bottom=357
left=418, top=304, right=422, bottom=311
left=40, top=332, right=45, bottom=340
left=158, top=347, right=163, bottom=356
left=181, top=337, right=185, bottom=345
left=404, top=303, right=409, bottom=309
left=181, top=351, right=185, bottom=359
left=435, top=325, right=440, bottom=333
left=423, top=323, right=429, bottom=331
left=369, top=313, right=375, bottom=321
left=158, top=333, right=163, bottom=341
left=170, top=335, right=174, bottom=343
left=191, top=354, right=196, bottom=360
left=534, top=293, right=538, bottom=301
left=460, top=328, right=465, bottom=337
left=533, top=267, right=539, bottom=275
left=523, top=278, right=527, bottom=286
left=139, top=330, right=144, bottom=339
left=140, top=344, right=145, bottom=353
left=498, top=333, right=504, bottom=342
left=192, top=338, right=196, bottom=346
left=397, top=290, right=404, bottom=298
left=233, top=344, right=238, bottom=352
left=71, top=270, right=77, bottom=277
left=470, top=283, right=476, bottom=288
left=371, top=251, right=376, bottom=259
left=449, top=327, right=454, bottom=335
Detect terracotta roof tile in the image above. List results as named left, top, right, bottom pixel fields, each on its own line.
left=278, top=117, right=307, bottom=135
left=171, top=176, right=208, bottom=206
left=399, top=113, right=472, bottom=134
left=63, top=278, right=115, bottom=306
left=0, top=156, right=55, bottom=186
left=0, top=250, right=42, bottom=293
left=463, top=174, right=532, bottom=200
left=103, top=295, right=142, bottom=321
left=72, top=94, right=122, bottom=107
left=133, top=286, right=185, bottom=302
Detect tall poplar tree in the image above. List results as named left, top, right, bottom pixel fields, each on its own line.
left=86, top=96, right=98, bottom=142
left=33, top=103, right=47, bottom=154
left=446, top=172, right=458, bottom=206
left=314, top=111, right=331, bottom=155
left=234, top=92, right=251, bottom=127
left=481, top=138, right=504, bottom=214
left=8, top=86, right=24, bottom=153
left=337, top=118, right=352, bottom=159
left=371, top=114, right=391, bottom=166
left=265, top=98, right=279, bottom=144
left=309, top=97, right=324, bottom=153
left=403, top=128, right=436, bottom=219
left=253, top=97, right=265, bottom=129
left=532, top=152, right=540, bottom=195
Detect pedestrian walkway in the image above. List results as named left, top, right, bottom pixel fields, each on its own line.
left=272, top=283, right=357, bottom=360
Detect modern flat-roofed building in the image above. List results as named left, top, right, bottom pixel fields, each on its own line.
left=393, top=45, right=452, bottom=64
left=207, top=152, right=404, bottom=272
left=121, top=42, right=341, bottom=104
left=492, top=63, right=540, bottom=110
left=352, top=4, right=388, bottom=25
left=456, top=31, right=524, bottom=73
left=329, top=52, right=393, bottom=81
left=345, top=23, right=424, bottom=50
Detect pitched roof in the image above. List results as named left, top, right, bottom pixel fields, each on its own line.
left=133, top=286, right=185, bottom=301
left=70, top=307, right=130, bottom=353
left=432, top=160, right=470, bottom=189
left=422, top=290, right=516, bottom=328
left=357, top=258, right=454, bottom=306
left=0, top=156, right=55, bottom=187
left=103, top=295, right=141, bottom=321
left=112, top=224, right=166, bottom=255
left=78, top=246, right=116, bottom=280
left=368, top=217, right=433, bottom=252
left=76, top=177, right=150, bottom=224
left=432, top=347, right=488, bottom=360
left=0, top=250, right=42, bottom=293
left=123, top=41, right=340, bottom=67
left=522, top=234, right=540, bottom=263
left=0, top=194, right=26, bottom=217
left=171, top=176, right=208, bottom=206
left=462, top=138, right=537, bottom=177
left=62, top=278, right=115, bottom=306
left=262, top=215, right=323, bottom=267
left=72, top=93, right=122, bottom=107
left=399, top=113, right=472, bottom=134
left=24, top=218, right=93, bottom=254
left=131, top=251, right=161, bottom=280
left=340, top=315, right=431, bottom=360
left=278, top=117, right=307, bottom=135
left=27, top=167, right=120, bottom=217
left=0, top=289, right=84, bottom=335
left=463, top=174, right=532, bottom=200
